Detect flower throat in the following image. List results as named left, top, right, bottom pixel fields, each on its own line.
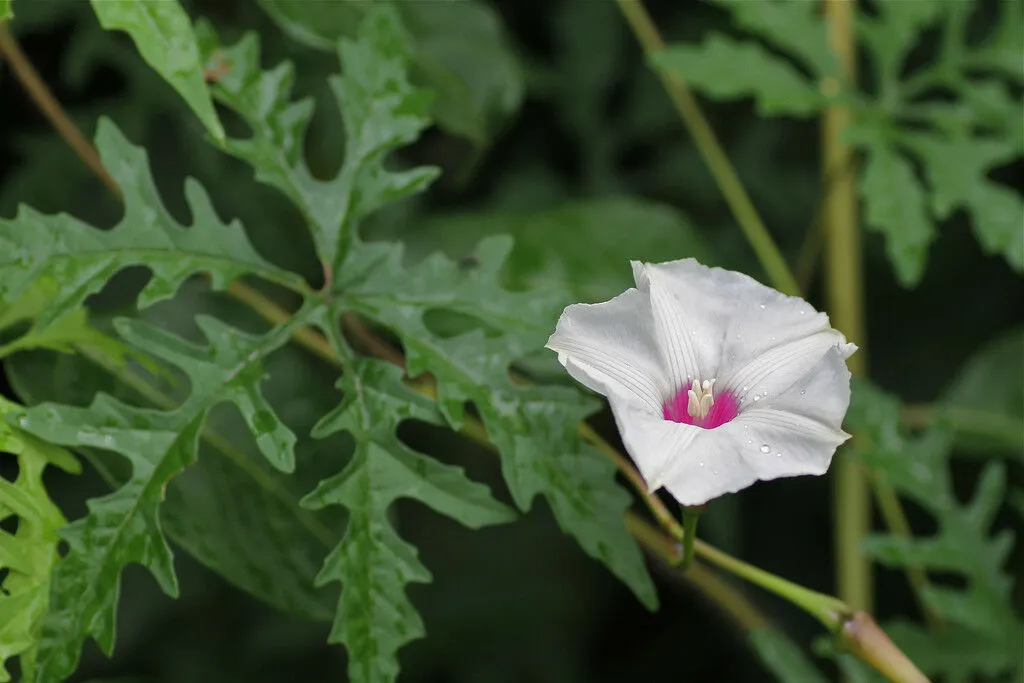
left=662, top=378, right=739, bottom=429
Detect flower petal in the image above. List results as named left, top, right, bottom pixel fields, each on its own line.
left=610, top=399, right=700, bottom=492
left=722, top=331, right=855, bottom=410
left=546, top=288, right=667, bottom=413
left=610, top=349, right=851, bottom=506
left=631, top=260, right=727, bottom=390
left=760, top=345, right=853, bottom=430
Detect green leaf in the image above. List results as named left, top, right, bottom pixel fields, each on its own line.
left=854, top=1, right=1024, bottom=282
left=847, top=380, right=1023, bottom=681
left=0, top=1, right=11, bottom=21
left=0, top=119, right=307, bottom=334
left=652, top=35, right=825, bottom=117
left=302, top=353, right=514, bottom=683
left=939, top=328, right=1024, bottom=458
left=858, top=137, right=933, bottom=285
left=748, top=628, right=829, bottom=683
left=373, top=197, right=712, bottom=305
left=338, top=237, right=658, bottom=611
left=907, top=133, right=1024, bottom=273
left=256, top=0, right=523, bottom=145
left=712, top=0, right=833, bottom=74
left=198, top=11, right=438, bottom=269
left=206, top=6, right=656, bottom=672
left=0, top=398, right=78, bottom=683
left=5, top=287, right=340, bottom=623
left=88, top=0, right=224, bottom=141
left=674, top=0, right=1023, bottom=283
left=0, top=280, right=147, bottom=367
left=10, top=314, right=304, bottom=682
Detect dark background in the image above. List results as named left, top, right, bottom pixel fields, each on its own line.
left=1, top=1, right=1021, bottom=682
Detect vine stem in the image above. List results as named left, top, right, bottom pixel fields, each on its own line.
left=3, top=22, right=929, bottom=683
left=614, top=0, right=799, bottom=296
left=822, top=0, right=872, bottom=615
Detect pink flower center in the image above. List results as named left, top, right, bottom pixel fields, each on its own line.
left=662, top=380, right=739, bottom=429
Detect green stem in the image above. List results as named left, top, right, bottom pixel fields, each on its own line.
left=822, top=0, right=873, bottom=614
left=614, top=0, right=799, bottom=296
left=681, top=506, right=702, bottom=571
left=697, top=537, right=849, bottom=630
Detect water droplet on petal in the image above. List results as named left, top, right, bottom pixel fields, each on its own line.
left=699, top=461, right=705, bottom=467
left=760, top=444, right=771, bottom=454
left=752, top=394, right=761, bottom=403
left=800, top=389, right=807, bottom=396
left=759, top=303, right=767, bottom=310
left=775, top=451, right=783, bottom=458
left=712, top=469, right=719, bottom=475
left=742, top=385, right=749, bottom=392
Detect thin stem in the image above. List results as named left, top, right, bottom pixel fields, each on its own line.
left=0, top=25, right=121, bottom=198
left=615, top=0, right=799, bottom=296
left=822, top=0, right=873, bottom=614
left=624, top=512, right=768, bottom=631
left=681, top=506, right=702, bottom=571
left=579, top=421, right=684, bottom=541
left=696, top=533, right=849, bottom=630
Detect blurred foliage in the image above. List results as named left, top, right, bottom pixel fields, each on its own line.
left=0, top=1, right=1021, bottom=682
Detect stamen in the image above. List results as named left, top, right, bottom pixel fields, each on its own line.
left=686, top=378, right=716, bottom=420
left=663, top=378, right=738, bottom=429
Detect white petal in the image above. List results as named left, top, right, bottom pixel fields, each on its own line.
left=610, top=399, right=700, bottom=492
left=722, top=331, right=853, bottom=409
left=631, top=260, right=728, bottom=390
left=546, top=288, right=667, bottom=413
left=761, top=345, right=853, bottom=430
left=610, top=348, right=851, bottom=506
left=720, top=407, right=849, bottom=482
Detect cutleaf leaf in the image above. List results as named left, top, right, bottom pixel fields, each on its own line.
left=302, top=353, right=514, bottom=683
left=654, top=0, right=1023, bottom=284
left=652, top=34, right=825, bottom=117
left=0, top=398, right=78, bottom=683
left=256, top=0, right=524, bottom=146
left=88, top=0, right=224, bottom=141
left=0, top=119, right=307, bottom=334
left=337, top=237, right=658, bottom=611
left=10, top=314, right=304, bottom=682
left=199, top=8, right=657, bottom=676
left=198, top=10, right=438, bottom=270
left=847, top=380, right=1023, bottom=682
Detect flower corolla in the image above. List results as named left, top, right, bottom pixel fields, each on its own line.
left=547, top=259, right=856, bottom=506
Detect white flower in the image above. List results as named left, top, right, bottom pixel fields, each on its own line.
left=546, top=259, right=856, bottom=507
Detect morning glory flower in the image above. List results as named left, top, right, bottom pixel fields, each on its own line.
left=546, top=259, right=856, bottom=507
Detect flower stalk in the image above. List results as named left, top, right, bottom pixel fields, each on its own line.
left=680, top=505, right=703, bottom=571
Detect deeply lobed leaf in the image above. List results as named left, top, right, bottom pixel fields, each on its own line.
left=652, top=0, right=1023, bottom=284
left=302, top=352, right=514, bottom=683
left=847, top=380, right=1023, bottom=682
left=0, top=120, right=307, bottom=335
left=198, top=10, right=438, bottom=270
left=0, top=398, right=78, bottom=682
left=337, top=237, right=658, bottom=611
left=88, top=0, right=224, bottom=141
left=11, top=314, right=304, bottom=682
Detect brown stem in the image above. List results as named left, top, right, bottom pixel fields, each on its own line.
left=0, top=25, right=120, bottom=198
